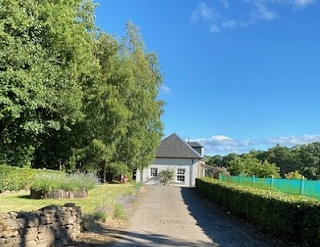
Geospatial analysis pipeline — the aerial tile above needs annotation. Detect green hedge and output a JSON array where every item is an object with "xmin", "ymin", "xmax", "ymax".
[
  {"xmin": 0, "ymin": 165, "xmax": 60, "ymax": 192},
  {"xmin": 196, "ymin": 177, "xmax": 320, "ymax": 246}
]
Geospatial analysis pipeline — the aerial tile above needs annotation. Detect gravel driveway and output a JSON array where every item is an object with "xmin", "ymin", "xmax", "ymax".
[{"xmin": 109, "ymin": 185, "xmax": 297, "ymax": 247}]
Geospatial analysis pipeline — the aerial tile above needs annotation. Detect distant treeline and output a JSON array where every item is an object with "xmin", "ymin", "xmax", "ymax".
[{"xmin": 207, "ymin": 142, "xmax": 320, "ymax": 180}]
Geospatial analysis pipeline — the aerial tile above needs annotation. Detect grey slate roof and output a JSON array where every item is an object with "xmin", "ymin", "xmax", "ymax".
[
  {"xmin": 156, "ymin": 133, "xmax": 203, "ymax": 159},
  {"xmin": 187, "ymin": 141, "xmax": 203, "ymax": 148}
]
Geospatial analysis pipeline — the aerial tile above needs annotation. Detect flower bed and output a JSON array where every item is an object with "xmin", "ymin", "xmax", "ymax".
[
  {"xmin": 30, "ymin": 188, "xmax": 88, "ymax": 199},
  {"xmin": 30, "ymin": 172, "xmax": 99, "ymax": 199}
]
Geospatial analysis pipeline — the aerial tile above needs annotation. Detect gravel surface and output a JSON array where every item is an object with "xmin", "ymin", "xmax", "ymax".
[{"xmin": 107, "ymin": 185, "xmax": 298, "ymax": 247}]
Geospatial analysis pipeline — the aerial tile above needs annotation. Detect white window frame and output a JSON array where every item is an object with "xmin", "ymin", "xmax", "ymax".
[
  {"xmin": 150, "ymin": 168, "xmax": 158, "ymax": 177},
  {"xmin": 177, "ymin": 169, "xmax": 185, "ymax": 182}
]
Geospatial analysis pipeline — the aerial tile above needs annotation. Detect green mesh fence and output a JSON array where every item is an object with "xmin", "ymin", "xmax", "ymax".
[{"xmin": 219, "ymin": 175, "xmax": 320, "ymax": 200}]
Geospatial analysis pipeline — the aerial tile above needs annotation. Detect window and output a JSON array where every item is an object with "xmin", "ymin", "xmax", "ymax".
[
  {"xmin": 177, "ymin": 169, "xmax": 185, "ymax": 182},
  {"xmin": 150, "ymin": 168, "xmax": 158, "ymax": 177}
]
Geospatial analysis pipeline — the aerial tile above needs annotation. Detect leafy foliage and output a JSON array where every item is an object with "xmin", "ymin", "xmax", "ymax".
[
  {"xmin": 0, "ymin": 0, "xmax": 97, "ymax": 167},
  {"xmin": 0, "ymin": 165, "xmax": 60, "ymax": 192},
  {"xmin": 0, "ymin": 165, "xmax": 35, "ymax": 192},
  {"xmin": 285, "ymin": 170, "xmax": 304, "ymax": 179},
  {"xmin": 227, "ymin": 155, "xmax": 280, "ymax": 178},
  {"xmin": 208, "ymin": 141, "xmax": 320, "ymax": 180},
  {"xmin": 196, "ymin": 177, "xmax": 320, "ymax": 246},
  {"xmin": 158, "ymin": 169, "xmax": 174, "ymax": 185},
  {"xmin": 30, "ymin": 172, "xmax": 99, "ymax": 192},
  {"xmin": 0, "ymin": 1, "xmax": 164, "ymax": 180},
  {"xmin": 206, "ymin": 166, "xmax": 230, "ymax": 179}
]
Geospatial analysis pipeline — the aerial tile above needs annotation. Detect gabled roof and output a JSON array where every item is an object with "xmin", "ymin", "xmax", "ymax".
[{"xmin": 156, "ymin": 133, "xmax": 203, "ymax": 159}]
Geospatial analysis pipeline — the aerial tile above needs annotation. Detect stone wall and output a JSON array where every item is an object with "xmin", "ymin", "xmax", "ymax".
[{"xmin": 0, "ymin": 203, "xmax": 82, "ymax": 247}]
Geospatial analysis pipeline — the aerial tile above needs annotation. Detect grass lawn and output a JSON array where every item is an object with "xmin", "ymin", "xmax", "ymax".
[{"xmin": 0, "ymin": 183, "xmax": 140, "ymax": 214}]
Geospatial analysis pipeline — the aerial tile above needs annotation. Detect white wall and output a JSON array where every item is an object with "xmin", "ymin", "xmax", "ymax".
[{"xmin": 136, "ymin": 158, "xmax": 201, "ymax": 187}]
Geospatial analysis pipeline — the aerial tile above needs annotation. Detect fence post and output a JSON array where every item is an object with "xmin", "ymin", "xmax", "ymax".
[
  {"xmin": 270, "ymin": 176, "xmax": 274, "ymax": 191},
  {"xmin": 299, "ymin": 176, "xmax": 305, "ymax": 196},
  {"xmin": 251, "ymin": 175, "xmax": 255, "ymax": 187}
]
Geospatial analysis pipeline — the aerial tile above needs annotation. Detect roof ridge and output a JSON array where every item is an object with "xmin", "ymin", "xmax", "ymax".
[
  {"xmin": 156, "ymin": 133, "xmax": 203, "ymax": 159},
  {"xmin": 174, "ymin": 134, "xmax": 203, "ymax": 158}
]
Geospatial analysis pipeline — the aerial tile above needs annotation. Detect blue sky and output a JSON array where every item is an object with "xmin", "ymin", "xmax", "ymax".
[{"xmin": 94, "ymin": 0, "xmax": 320, "ymax": 155}]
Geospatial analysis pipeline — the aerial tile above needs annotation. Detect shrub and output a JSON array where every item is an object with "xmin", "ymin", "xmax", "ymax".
[
  {"xmin": 0, "ymin": 165, "xmax": 57, "ymax": 192},
  {"xmin": 285, "ymin": 170, "xmax": 304, "ymax": 179},
  {"xmin": 30, "ymin": 172, "xmax": 100, "ymax": 193},
  {"xmin": 158, "ymin": 169, "xmax": 174, "ymax": 185},
  {"xmin": 82, "ymin": 203, "xmax": 110, "ymax": 230},
  {"xmin": 113, "ymin": 203, "xmax": 127, "ymax": 219},
  {"xmin": 92, "ymin": 207, "xmax": 109, "ymax": 222},
  {"xmin": 207, "ymin": 166, "xmax": 230, "ymax": 179}
]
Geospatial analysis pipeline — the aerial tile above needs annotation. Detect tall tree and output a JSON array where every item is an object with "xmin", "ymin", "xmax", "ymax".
[
  {"xmin": 1, "ymin": 2, "xmax": 164, "ymax": 177},
  {"xmin": 208, "ymin": 155, "xmax": 223, "ymax": 166},
  {"xmin": 78, "ymin": 33, "xmax": 133, "ymax": 181},
  {"xmin": 265, "ymin": 144, "xmax": 298, "ymax": 177},
  {"xmin": 0, "ymin": 0, "xmax": 98, "ymax": 167},
  {"xmin": 75, "ymin": 24, "xmax": 164, "ymax": 180},
  {"xmin": 228, "ymin": 155, "xmax": 280, "ymax": 178},
  {"xmin": 115, "ymin": 22, "xmax": 164, "ymax": 171},
  {"xmin": 293, "ymin": 143, "xmax": 320, "ymax": 179}
]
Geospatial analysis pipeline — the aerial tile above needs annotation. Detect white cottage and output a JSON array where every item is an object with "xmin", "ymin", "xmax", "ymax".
[{"xmin": 136, "ymin": 133, "xmax": 207, "ymax": 187}]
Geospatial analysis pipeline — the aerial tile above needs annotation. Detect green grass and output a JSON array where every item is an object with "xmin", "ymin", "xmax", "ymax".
[{"xmin": 0, "ymin": 183, "xmax": 140, "ymax": 214}]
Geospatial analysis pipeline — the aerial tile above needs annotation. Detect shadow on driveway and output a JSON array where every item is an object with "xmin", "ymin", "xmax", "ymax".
[
  {"xmin": 72, "ymin": 186, "xmax": 301, "ymax": 247},
  {"xmin": 108, "ymin": 229, "xmax": 216, "ymax": 247},
  {"xmin": 74, "ymin": 225, "xmax": 217, "ymax": 247},
  {"xmin": 180, "ymin": 187, "xmax": 299, "ymax": 247}
]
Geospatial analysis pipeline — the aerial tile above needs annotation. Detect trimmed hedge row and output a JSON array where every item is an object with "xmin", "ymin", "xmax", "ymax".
[
  {"xmin": 0, "ymin": 165, "xmax": 36, "ymax": 192},
  {"xmin": 0, "ymin": 165, "xmax": 60, "ymax": 192},
  {"xmin": 195, "ymin": 177, "xmax": 320, "ymax": 246}
]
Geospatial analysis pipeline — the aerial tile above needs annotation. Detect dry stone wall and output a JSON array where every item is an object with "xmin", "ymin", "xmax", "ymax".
[{"xmin": 0, "ymin": 203, "xmax": 82, "ymax": 247}]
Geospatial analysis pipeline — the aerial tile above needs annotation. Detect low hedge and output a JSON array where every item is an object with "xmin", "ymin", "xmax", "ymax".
[
  {"xmin": 0, "ymin": 165, "xmax": 60, "ymax": 192},
  {"xmin": 196, "ymin": 177, "xmax": 320, "ymax": 246},
  {"xmin": 0, "ymin": 165, "xmax": 36, "ymax": 192}
]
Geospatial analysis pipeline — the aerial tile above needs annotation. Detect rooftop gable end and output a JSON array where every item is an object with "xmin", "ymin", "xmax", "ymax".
[{"xmin": 156, "ymin": 133, "xmax": 203, "ymax": 159}]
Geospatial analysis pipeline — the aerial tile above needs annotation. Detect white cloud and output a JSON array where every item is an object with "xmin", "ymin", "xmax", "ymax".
[
  {"xmin": 191, "ymin": 2, "xmax": 223, "ymax": 33},
  {"xmin": 249, "ymin": 1, "xmax": 278, "ymax": 21},
  {"xmin": 259, "ymin": 134, "xmax": 320, "ymax": 146},
  {"xmin": 190, "ymin": 0, "xmax": 316, "ymax": 33},
  {"xmin": 191, "ymin": 2, "xmax": 216, "ymax": 22},
  {"xmin": 293, "ymin": 0, "xmax": 316, "ymax": 7},
  {"xmin": 209, "ymin": 24, "xmax": 221, "ymax": 33},
  {"xmin": 219, "ymin": 0, "xmax": 230, "ymax": 9},
  {"xmin": 212, "ymin": 135, "xmax": 232, "ymax": 141},
  {"xmin": 222, "ymin": 20, "xmax": 237, "ymax": 28},
  {"xmin": 191, "ymin": 134, "xmax": 320, "ymax": 155},
  {"xmin": 160, "ymin": 84, "xmax": 171, "ymax": 94}
]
